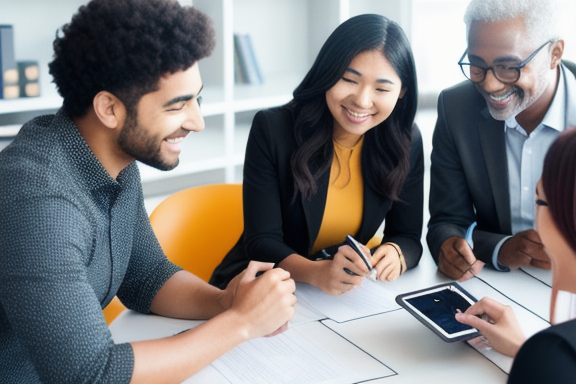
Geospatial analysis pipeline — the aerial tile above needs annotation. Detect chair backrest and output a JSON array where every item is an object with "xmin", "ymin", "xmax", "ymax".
[
  {"xmin": 149, "ymin": 183, "xmax": 244, "ymax": 282},
  {"xmin": 103, "ymin": 296, "xmax": 126, "ymax": 325}
]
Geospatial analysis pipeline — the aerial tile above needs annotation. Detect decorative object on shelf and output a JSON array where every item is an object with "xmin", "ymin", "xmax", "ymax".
[
  {"xmin": 17, "ymin": 61, "xmax": 40, "ymax": 98},
  {"xmin": 0, "ymin": 25, "xmax": 19, "ymax": 99},
  {"xmin": 233, "ymin": 33, "xmax": 263, "ymax": 85}
]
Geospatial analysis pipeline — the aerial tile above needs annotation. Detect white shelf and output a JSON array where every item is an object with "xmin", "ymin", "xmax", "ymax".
[
  {"xmin": 0, "ymin": 124, "xmax": 21, "ymax": 137},
  {"xmin": 0, "ymin": 94, "xmax": 62, "ymax": 114},
  {"xmin": 1, "ymin": 0, "xmax": 411, "ymax": 195}
]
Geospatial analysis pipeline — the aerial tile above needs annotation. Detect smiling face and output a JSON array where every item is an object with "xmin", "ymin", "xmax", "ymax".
[
  {"xmin": 325, "ymin": 50, "xmax": 406, "ymax": 147},
  {"xmin": 467, "ymin": 17, "xmax": 557, "ymax": 124},
  {"xmin": 118, "ymin": 63, "xmax": 204, "ymax": 171}
]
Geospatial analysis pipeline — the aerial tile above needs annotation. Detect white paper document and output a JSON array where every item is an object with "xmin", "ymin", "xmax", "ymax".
[
  {"xmin": 294, "ymin": 279, "xmax": 400, "ymax": 323},
  {"xmin": 112, "ymin": 311, "xmax": 395, "ymax": 384},
  {"xmin": 469, "ymin": 267, "xmax": 552, "ymax": 321},
  {"xmin": 211, "ymin": 321, "xmax": 395, "ymax": 384},
  {"xmin": 520, "ymin": 265, "xmax": 552, "ymax": 287}
]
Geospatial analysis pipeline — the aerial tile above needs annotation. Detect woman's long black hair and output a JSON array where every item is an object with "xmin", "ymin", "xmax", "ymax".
[{"xmin": 288, "ymin": 14, "xmax": 418, "ymax": 201}]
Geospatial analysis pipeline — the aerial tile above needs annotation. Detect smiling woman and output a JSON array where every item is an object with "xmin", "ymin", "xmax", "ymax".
[
  {"xmin": 210, "ymin": 13, "xmax": 424, "ymax": 295},
  {"xmin": 326, "ymin": 50, "xmax": 407, "ymax": 148}
]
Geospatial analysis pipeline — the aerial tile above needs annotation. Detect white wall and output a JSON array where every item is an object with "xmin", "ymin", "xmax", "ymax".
[{"xmin": 411, "ymin": 0, "xmax": 576, "ymax": 97}]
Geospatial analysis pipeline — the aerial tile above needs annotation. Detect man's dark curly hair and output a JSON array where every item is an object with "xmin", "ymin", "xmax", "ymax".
[{"xmin": 49, "ymin": 0, "xmax": 215, "ymax": 117}]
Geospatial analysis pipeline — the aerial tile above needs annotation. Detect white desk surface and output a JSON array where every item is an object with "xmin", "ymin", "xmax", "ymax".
[{"xmin": 109, "ymin": 251, "xmax": 552, "ymax": 384}]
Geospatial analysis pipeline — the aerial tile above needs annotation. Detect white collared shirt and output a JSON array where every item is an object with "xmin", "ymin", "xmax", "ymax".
[{"xmin": 492, "ymin": 67, "xmax": 567, "ymax": 269}]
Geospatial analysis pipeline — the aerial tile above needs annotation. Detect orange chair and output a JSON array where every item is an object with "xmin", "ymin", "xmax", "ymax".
[
  {"xmin": 103, "ymin": 296, "xmax": 126, "ymax": 325},
  {"xmin": 103, "ymin": 183, "xmax": 243, "ymax": 324},
  {"xmin": 103, "ymin": 183, "xmax": 381, "ymax": 323},
  {"xmin": 149, "ymin": 183, "xmax": 243, "ymax": 283}
]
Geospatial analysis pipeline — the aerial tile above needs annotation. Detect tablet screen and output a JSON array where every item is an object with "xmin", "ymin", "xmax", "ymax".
[{"xmin": 399, "ymin": 284, "xmax": 479, "ymax": 341}]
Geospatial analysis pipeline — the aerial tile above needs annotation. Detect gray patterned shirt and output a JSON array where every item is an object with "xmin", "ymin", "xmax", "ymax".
[{"xmin": 0, "ymin": 109, "xmax": 181, "ymax": 383}]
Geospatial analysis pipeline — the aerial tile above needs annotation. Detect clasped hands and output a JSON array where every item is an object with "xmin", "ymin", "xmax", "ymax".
[{"xmin": 225, "ymin": 261, "xmax": 297, "ymax": 338}]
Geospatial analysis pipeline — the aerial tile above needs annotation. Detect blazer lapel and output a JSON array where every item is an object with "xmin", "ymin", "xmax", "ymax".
[
  {"xmin": 357, "ymin": 183, "xmax": 389, "ymax": 240},
  {"xmin": 302, "ymin": 169, "xmax": 330, "ymax": 251},
  {"xmin": 477, "ymin": 110, "xmax": 512, "ymax": 233},
  {"xmin": 562, "ymin": 63, "xmax": 576, "ymax": 127}
]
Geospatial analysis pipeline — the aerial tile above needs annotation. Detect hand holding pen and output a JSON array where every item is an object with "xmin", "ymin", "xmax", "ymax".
[
  {"xmin": 346, "ymin": 235, "xmax": 408, "ymax": 282},
  {"xmin": 344, "ymin": 235, "xmax": 378, "ymax": 281},
  {"xmin": 313, "ymin": 239, "xmax": 370, "ymax": 295},
  {"xmin": 314, "ymin": 235, "xmax": 401, "ymax": 295},
  {"xmin": 438, "ymin": 236, "xmax": 484, "ymax": 281}
]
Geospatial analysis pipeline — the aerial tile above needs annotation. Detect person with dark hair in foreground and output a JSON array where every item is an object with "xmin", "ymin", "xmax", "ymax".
[
  {"xmin": 0, "ymin": 1, "xmax": 296, "ymax": 382},
  {"xmin": 456, "ymin": 127, "xmax": 576, "ymax": 383},
  {"xmin": 211, "ymin": 14, "xmax": 424, "ymax": 295}
]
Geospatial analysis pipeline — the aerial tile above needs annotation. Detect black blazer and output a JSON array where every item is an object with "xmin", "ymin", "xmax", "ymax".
[
  {"xmin": 427, "ymin": 62, "xmax": 576, "ymax": 267},
  {"xmin": 508, "ymin": 319, "xmax": 576, "ymax": 383},
  {"xmin": 210, "ymin": 106, "xmax": 424, "ymax": 288}
]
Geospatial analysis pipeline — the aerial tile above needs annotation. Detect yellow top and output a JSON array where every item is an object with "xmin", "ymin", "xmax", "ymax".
[{"xmin": 311, "ymin": 136, "xmax": 364, "ymax": 255}]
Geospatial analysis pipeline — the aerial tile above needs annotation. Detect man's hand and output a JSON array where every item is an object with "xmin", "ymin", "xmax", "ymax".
[
  {"xmin": 498, "ymin": 229, "xmax": 550, "ymax": 269},
  {"xmin": 230, "ymin": 261, "xmax": 296, "ymax": 340},
  {"xmin": 438, "ymin": 236, "xmax": 484, "ymax": 281}
]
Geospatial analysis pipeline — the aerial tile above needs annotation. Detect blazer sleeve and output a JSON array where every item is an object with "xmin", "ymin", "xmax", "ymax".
[
  {"xmin": 427, "ymin": 89, "xmax": 475, "ymax": 264},
  {"xmin": 242, "ymin": 109, "xmax": 300, "ymax": 264},
  {"xmin": 427, "ymin": 84, "xmax": 513, "ymax": 268},
  {"xmin": 380, "ymin": 123, "xmax": 424, "ymax": 269},
  {"xmin": 508, "ymin": 325, "xmax": 576, "ymax": 384}
]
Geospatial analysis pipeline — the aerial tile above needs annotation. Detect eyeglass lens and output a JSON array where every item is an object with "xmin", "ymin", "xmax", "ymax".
[{"xmin": 462, "ymin": 64, "xmax": 519, "ymax": 83}]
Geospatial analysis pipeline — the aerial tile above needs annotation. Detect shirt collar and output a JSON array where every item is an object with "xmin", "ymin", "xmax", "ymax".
[{"xmin": 55, "ymin": 109, "xmax": 137, "ymax": 192}]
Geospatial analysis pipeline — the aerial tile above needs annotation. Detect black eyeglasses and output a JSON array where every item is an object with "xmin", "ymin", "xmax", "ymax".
[
  {"xmin": 535, "ymin": 198, "xmax": 549, "ymax": 207},
  {"xmin": 458, "ymin": 41, "xmax": 551, "ymax": 84}
]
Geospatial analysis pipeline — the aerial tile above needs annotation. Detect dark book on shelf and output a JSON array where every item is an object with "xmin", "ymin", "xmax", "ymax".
[
  {"xmin": 233, "ymin": 36, "xmax": 248, "ymax": 84},
  {"xmin": 18, "ymin": 61, "xmax": 40, "ymax": 97},
  {"xmin": 233, "ymin": 33, "xmax": 264, "ymax": 85},
  {"xmin": 0, "ymin": 24, "xmax": 19, "ymax": 99}
]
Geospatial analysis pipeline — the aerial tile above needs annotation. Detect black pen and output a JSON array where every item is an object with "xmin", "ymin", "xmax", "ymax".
[{"xmin": 345, "ymin": 235, "xmax": 378, "ymax": 281}]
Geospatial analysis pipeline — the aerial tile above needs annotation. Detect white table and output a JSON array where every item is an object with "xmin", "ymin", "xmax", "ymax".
[{"xmin": 109, "ymin": 252, "xmax": 552, "ymax": 384}]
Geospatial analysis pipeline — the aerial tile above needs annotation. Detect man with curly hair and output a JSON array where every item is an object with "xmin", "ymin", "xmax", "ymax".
[{"xmin": 0, "ymin": 0, "xmax": 296, "ymax": 382}]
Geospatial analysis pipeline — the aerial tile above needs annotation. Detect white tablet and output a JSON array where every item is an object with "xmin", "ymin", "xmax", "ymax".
[{"xmin": 396, "ymin": 282, "xmax": 481, "ymax": 342}]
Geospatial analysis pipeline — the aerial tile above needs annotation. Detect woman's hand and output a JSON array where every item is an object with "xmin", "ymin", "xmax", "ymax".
[
  {"xmin": 313, "ymin": 245, "xmax": 368, "ymax": 295},
  {"xmin": 371, "ymin": 243, "xmax": 405, "ymax": 282},
  {"xmin": 455, "ymin": 297, "xmax": 526, "ymax": 357}
]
